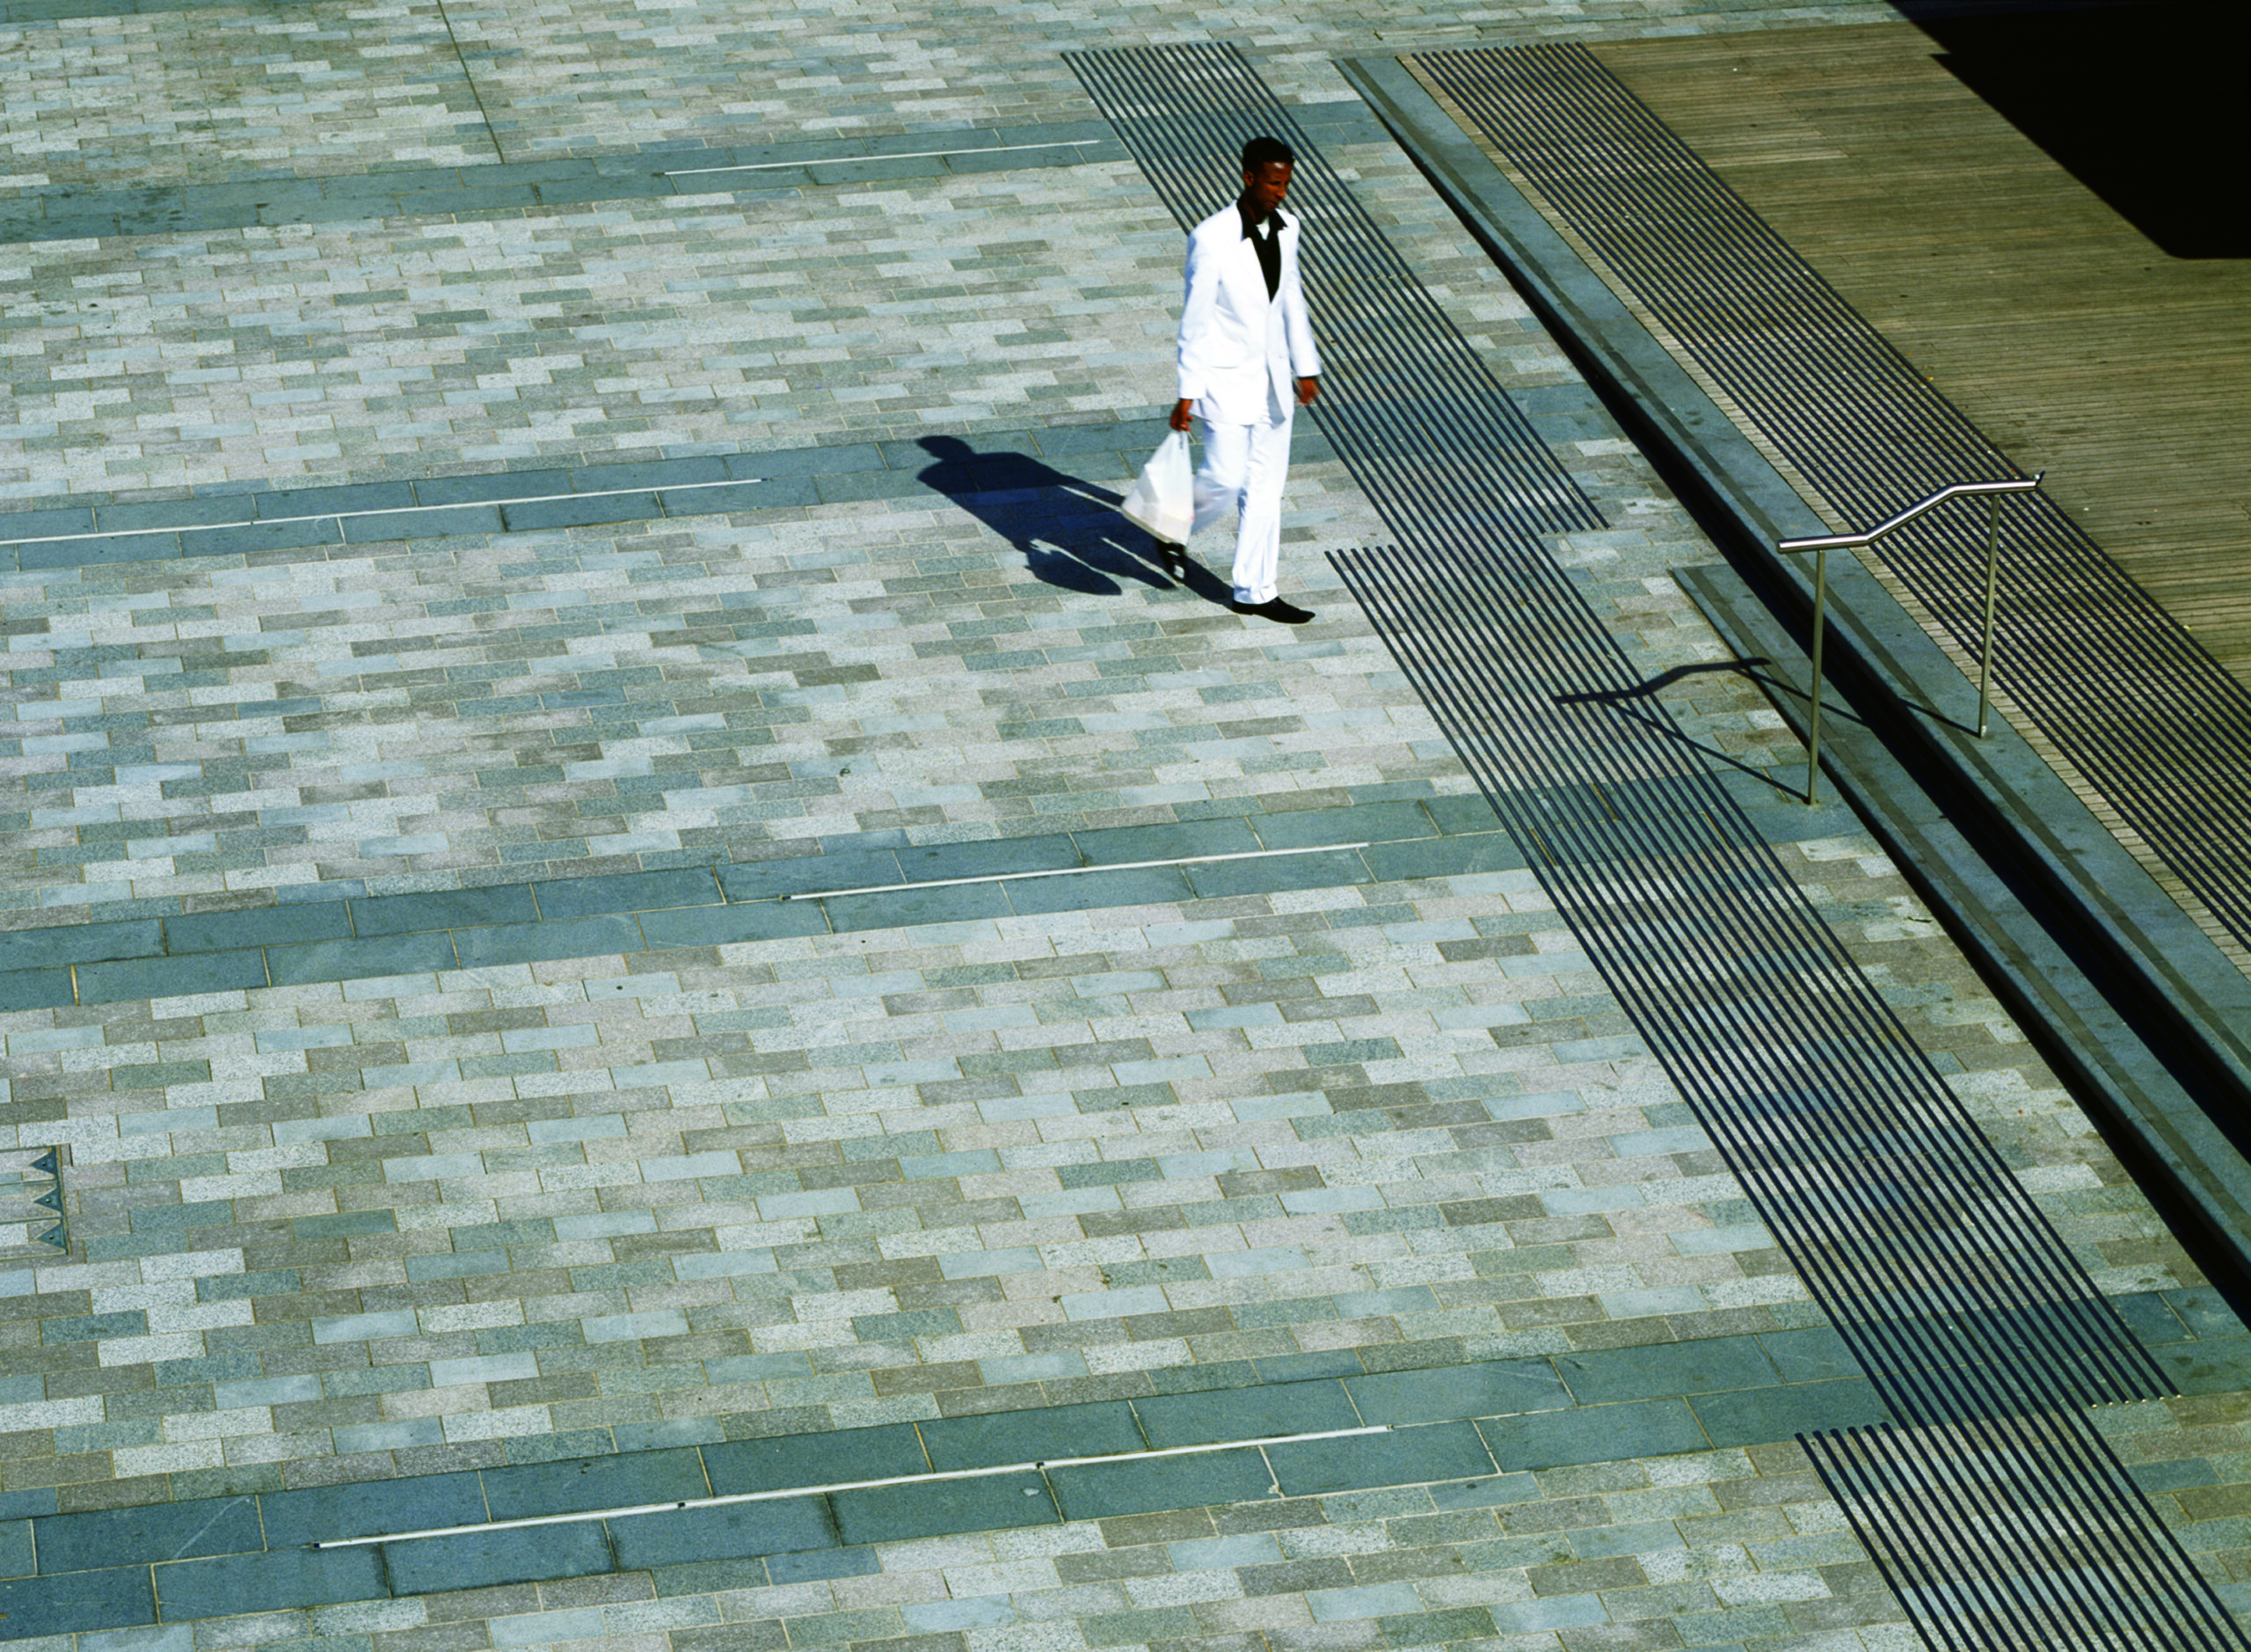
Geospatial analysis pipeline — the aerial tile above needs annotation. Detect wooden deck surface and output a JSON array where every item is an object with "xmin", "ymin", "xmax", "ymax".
[{"xmin": 1594, "ymin": 22, "xmax": 2251, "ymax": 686}]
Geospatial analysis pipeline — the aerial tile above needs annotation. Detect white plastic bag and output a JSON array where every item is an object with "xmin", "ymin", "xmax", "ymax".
[{"xmin": 1119, "ymin": 431, "xmax": 1193, "ymax": 544}]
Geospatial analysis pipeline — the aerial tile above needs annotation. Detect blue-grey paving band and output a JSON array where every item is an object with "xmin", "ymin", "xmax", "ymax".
[
  {"xmin": 5, "ymin": 1297, "xmax": 2241, "ymax": 1641},
  {"xmin": 0, "ymin": 105, "xmax": 1389, "ymax": 247},
  {"xmin": 0, "ymin": 790, "xmax": 1503, "ymax": 1011},
  {"xmin": 1805, "ymin": 1411, "xmax": 2251, "ymax": 1652},
  {"xmin": 0, "ymin": 122, "xmax": 1129, "ymax": 246},
  {"xmin": 0, "ymin": 413, "xmax": 1296, "ymax": 574},
  {"xmin": 1070, "ymin": 35, "xmax": 2161, "ymax": 1437},
  {"xmin": 1409, "ymin": 43, "xmax": 2251, "ymax": 968}
]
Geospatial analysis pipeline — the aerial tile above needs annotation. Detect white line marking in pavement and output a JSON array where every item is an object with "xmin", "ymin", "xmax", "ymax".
[
  {"xmin": 665, "ymin": 140, "xmax": 1092, "ymax": 178},
  {"xmin": 313, "ymin": 1424, "xmax": 1391, "ymax": 1547},
  {"xmin": 780, "ymin": 841, "xmax": 1376, "ymax": 900}
]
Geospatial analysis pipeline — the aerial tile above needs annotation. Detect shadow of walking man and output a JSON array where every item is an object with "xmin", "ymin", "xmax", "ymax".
[{"xmin": 914, "ymin": 435, "xmax": 1230, "ymax": 604}]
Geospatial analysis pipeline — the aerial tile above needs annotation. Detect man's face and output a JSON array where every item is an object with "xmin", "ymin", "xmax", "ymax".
[{"xmin": 1242, "ymin": 161, "xmax": 1293, "ymax": 216}]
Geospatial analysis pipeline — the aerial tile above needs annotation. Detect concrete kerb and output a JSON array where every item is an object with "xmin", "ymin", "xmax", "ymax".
[{"xmin": 1336, "ymin": 53, "xmax": 2251, "ymax": 1297}]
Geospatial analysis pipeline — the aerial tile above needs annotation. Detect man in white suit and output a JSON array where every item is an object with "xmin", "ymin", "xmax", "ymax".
[{"xmin": 1170, "ymin": 135, "xmax": 1322, "ymax": 623}]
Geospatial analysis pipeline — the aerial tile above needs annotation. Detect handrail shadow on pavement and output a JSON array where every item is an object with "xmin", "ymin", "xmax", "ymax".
[{"xmin": 1554, "ymin": 659, "xmax": 1821, "ymax": 797}]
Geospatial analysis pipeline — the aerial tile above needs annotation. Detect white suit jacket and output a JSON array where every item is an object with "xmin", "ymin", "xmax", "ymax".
[{"xmin": 1176, "ymin": 201, "xmax": 1322, "ymax": 426}]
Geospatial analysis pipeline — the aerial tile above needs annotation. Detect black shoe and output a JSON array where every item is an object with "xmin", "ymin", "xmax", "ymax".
[
  {"xmin": 1158, "ymin": 542, "xmax": 1188, "ymax": 579},
  {"xmin": 1228, "ymin": 596, "xmax": 1315, "ymax": 624}
]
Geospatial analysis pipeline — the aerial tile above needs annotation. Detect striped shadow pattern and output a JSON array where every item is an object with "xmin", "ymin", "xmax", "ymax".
[
  {"xmin": 1065, "ymin": 39, "xmax": 2230, "ymax": 1647},
  {"xmin": 1063, "ymin": 32, "xmax": 2161, "ymax": 1431},
  {"xmin": 1335, "ymin": 539, "xmax": 2167, "ymax": 1428},
  {"xmin": 1403, "ymin": 41, "xmax": 2251, "ymax": 972},
  {"xmin": 1804, "ymin": 1412, "xmax": 2251, "ymax": 1651},
  {"xmin": 1067, "ymin": 42, "xmax": 1604, "ymax": 545}
]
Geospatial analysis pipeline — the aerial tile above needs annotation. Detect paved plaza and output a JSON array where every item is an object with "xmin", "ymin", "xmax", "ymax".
[{"xmin": 2, "ymin": 2, "xmax": 2247, "ymax": 1650}]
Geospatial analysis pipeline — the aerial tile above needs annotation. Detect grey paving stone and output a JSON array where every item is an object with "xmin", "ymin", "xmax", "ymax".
[
  {"xmin": 1047, "ymin": 1448, "xmax": 1275, "ymax": 1521},
  {"xmin": 482, "ymin": 1446, "xmax": 709, "ymax": 1520},
  {"xmin": 77, "ymin": 948, "xmax": 266, "ymax": 1004},
  {"xmin": 1184, "ymin": 848, "xmax": 1366, "ymax": 899},
  {"xmin": 34, "ymin": 1496, "xmax": 261, "ymax": 1574},
  {"xmin": 704, "ymin": 1425, "xmax": 928, "ymax": 1496},
  {"xmin": 639, "ymin": 901, "xmax": 831, "ymax": 948},
  {"xmin": 98, "ymin": 498, "xmax": 251, "ymax": 531},
  {"xmin": 662, "ymin": 477, "xmax": 820, "ymax": 513},
  {"xmin": 2168, "ymin": 1287, "xmax": 2248, "ymax": 1340},
  {"xmin": 1004, "ymin": 866, "xmax": 1194, "ymax": 914},
  {"xmin": 896, "ymin": 834, "xmax": 1082, "ymax": 881},
  {"xmin": 178, "ymin": 518, "xmax": 346, "ymax": 559},
  {"xmin": 828, "ymin": 1471, "xmax": 1056, "ymax": 1546},
  {"xmin": 1478, "ymin": 1399, "xmax": 1709, "ymax": 1471},
  {"xmin": 164, "ymin": 903, "xmax": 353, "ymax": 955},
  {"xmin": 825, "ymin": 882, "xmax": 1013, "ymax": 931},
  {"xmin": 606, "ymin": 1497, "xmax": 834, "ymax": 1570},
  {"xmin": 1344, "ymin": 1359, "xmax": 1570, "ymax": 1425},
  {"xmin": 500, "ymin": 492, "xmax": 662, "ymax": 531},
  {"xmin": 1758, "ymin": 1326, "xmax": 1860, "ymax": 1384},
  {"xmin": 18, "ymin": 530, "xmax": 179, "ymax": 568},
  {"xmin": 726, "ymin": 443, "xmax": 885, "ymax": 479},
  {"xmin": 1359, "ymin": 833, "xmax": 1527, "ymax": 881},
  {"xmin": 575, "ymin": 457, "xmax": 730, "ymax": 491},
  {"xmin": 381, "ymin": 1520, "xmax": 616, "ymax": 1596},
  {"xmin": 342, "ymin": 506, "xmax": 505, "ymax": 542},
  {"xmin": 1252, "ymin": 800, "xmax": 1436, "ymax": 849},
  {"xmin": 0, "ymin": 1566, "xmax": 155, "ymax": 1639},
  {"xmin": 0, "ymin": 968, "xmax": 77, "ymax": 1012},
  {"xmin": 0, "ymin": 920, "xmax": 161, "ymax": 969},
  {"xmin": 259, "ymin": 1472, "xmax": 490, "ymax": 1544},
  {"xmin": 450, "ymin": 918, "xmax": 644, "ymax": 972},
  {"xmin": 153, "ymin": 1544, "xmax": 389, "ymax": 1620},
  {"xmin": 1072, "ymin": 819, "xmax": 1262, "ymax": 863},
  {"xmin": 266, "ymin": 929, "xmax": 462, "ymax": 986},
  {"xmin": 533, "ymin": 868, "xmax": 721, "ymax": 917},
  {"xmin": 1689, "ymin": 1380, "xmax": 1888, "ymax": 1445},
  {"xmin": 414, "ymin": 469, "xmax": 579, "ymax": 506},
  {"xmin": 352, "ymin": 884, "xmax": 541, "ymax": 935},
  {"xmin": 2156, "ymin": 1337, "xmax": 2251, "ymax": 1395},
  {"xmin": 1555, "ymin": 1337, "xmax": 1781, "ymax": 1405},
  {"xmin": 1133, "ymin": 1380, "xmax": 1361, "ymax": 1447},
  {"xmin": 1264, "ymin": 1421, "xmax": 1496, "ymax": 1496},
  {"xmin": 256, "ymin": 483, "xmax": 417, "ymax": 519},
  {"xmin": 918, "ymin": 1401, "xmax": 1142, "ymax": 1470},
  {"xmin": 718, "ymin": 850, "xmax": 902, "ymax": 901}
]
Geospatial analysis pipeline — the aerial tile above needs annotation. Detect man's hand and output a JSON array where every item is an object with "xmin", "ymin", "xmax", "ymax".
[
  {"xmin": 1170, "ymin": 398, "xmax": 1196, "ymax": 433},
  {"xmin": 1296, "ymin": 376, "xmax": 1320, "ymax": 406}
]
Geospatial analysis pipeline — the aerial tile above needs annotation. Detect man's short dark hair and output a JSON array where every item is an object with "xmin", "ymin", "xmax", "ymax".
[{"xmin": 1241, "ymin": 136, "xmax": 1295, "ymax": 172}]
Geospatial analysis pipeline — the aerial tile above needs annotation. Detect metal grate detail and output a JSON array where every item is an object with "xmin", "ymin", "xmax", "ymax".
[
  {"xmin": 1067, "ymin": 42, "xmax": 2232, "ymax": 1645},
  {"xmin": 1067, "ymin": 33, "xmax": 2162, "ymax": 1430},
  {"xmin": 1405, "ymin": 41, "xmax": 2251, "ymax": 966},
  {"xmin": 1334, "ymin": 539, "xmax": 2168, "ymax": 1426},
  {"xmin": 1805, "ymin": 1414, "xmax": 2251, "ymax": 1651}
]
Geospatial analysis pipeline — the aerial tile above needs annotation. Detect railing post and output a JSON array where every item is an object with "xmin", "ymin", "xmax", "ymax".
[
  {"xmin": 1978, "ymin": 493, "xmax": 2001, "ymax": 738},
  {"xmin": 1806, "ymin": 544, "xmax": 1827, "ymax": 804},
  {"xmin": 1774, "ymin": 474, "xmax": 2038, "ymax": 803}
]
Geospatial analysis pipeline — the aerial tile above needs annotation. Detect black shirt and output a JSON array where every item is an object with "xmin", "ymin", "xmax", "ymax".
[{"xmin": 1237, "ymin": 198, "xmax": 1282, "ymax": 301}]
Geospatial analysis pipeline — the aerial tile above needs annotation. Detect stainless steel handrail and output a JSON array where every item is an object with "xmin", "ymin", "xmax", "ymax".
[{"xmin": 1775, "ymin": 474, "xmax": 2043, "ymax": 803}]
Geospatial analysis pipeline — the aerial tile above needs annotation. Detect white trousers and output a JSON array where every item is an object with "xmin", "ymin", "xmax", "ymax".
[{"xmin": 1191, "ymin": 399, "xmax": 1294, "ymax": 606}]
